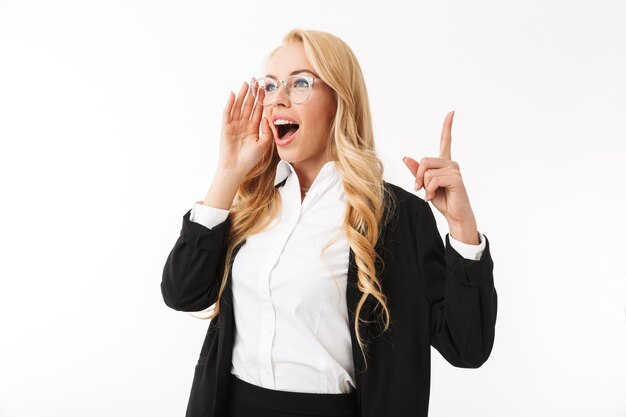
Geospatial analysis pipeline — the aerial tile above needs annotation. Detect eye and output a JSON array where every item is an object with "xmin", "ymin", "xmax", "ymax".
[
  {"xmin": 292, "ymin": 77, "xmax": 310, "ymax": 89},
  {"xmin": 262, "ymin": 79, "xmax": 278, "ymax": 92}
]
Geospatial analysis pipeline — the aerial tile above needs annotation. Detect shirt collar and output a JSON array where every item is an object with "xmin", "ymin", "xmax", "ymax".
[{"xmin": 274, "ymin": 159, "xmax": 339, "ymax": 186}]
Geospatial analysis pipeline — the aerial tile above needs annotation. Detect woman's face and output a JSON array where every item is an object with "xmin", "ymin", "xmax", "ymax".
[{"xmin": 263, "ymin": 42, "xmax": 337, "ymax": 169}]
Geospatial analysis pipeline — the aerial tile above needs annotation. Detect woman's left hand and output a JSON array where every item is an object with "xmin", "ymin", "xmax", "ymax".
[{"xmin": 403, "ymin": 111, "xmax": 480, "ymax": 245}]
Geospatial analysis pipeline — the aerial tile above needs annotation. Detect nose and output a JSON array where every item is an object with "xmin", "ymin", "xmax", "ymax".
[{"xmin": 270, "ymin": 82, "xmax": 291, "ymax": 108}]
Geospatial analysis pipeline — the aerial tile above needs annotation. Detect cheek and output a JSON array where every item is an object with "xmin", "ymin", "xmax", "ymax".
[{"xmin": 304, "ymin": 104, "xmax": 335, "ymax": 131}]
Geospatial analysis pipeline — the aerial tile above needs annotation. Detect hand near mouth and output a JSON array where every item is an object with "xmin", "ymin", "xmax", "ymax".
[{"xmin": 217, "ymin": 79, "xmax": 275, "ymax": 179}]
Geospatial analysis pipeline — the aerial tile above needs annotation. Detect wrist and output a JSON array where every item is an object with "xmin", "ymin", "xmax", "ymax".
[{"xmin": 448, "ymin": 220, "xmax": 479, "ymax": 245}]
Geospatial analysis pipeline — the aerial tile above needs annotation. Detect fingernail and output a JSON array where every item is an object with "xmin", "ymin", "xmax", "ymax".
[
  {"xmin": 403, "ymin": 156, "xmax": 407, "ymax": 162},
  {"xmin": 414, "ymin": 182, "xmax": 418, "ymax": 192}
]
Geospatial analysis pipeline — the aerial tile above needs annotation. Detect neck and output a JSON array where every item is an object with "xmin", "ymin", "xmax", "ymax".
[{"xmin": 292, "ymin": 159, "xmax": 329, "ymax": 191}]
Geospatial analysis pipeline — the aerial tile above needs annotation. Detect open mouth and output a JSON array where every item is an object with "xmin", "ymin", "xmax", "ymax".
[{"xmin": 276, "ymin": 123, "xmax": 300, "ymax": 139}]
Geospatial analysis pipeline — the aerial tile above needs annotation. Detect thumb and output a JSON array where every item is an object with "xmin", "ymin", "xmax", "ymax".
[
  {"xmin": 260, "ymin": 117, "xmax": 274, "ymax": 144},
  {"xmin": 403, "ymin": 156, "xmax": 419, "ymax": 176}
]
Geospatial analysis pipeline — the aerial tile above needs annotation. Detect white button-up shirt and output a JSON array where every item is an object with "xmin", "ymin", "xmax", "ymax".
[{"xmin": 188, "ymin": 159, "xmax": 486, "ymax": 394}]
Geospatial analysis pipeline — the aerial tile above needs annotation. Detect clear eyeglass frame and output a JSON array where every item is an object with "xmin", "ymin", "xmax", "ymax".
[{"xmin": 251, "ymin": 75, "xmax": 320, "ymax": 106}]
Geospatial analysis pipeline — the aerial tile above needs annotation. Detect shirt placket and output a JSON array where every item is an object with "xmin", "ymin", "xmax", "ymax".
[{"xmin": 255, "ymin": 170, "xmax": 303, "ymax": 388}]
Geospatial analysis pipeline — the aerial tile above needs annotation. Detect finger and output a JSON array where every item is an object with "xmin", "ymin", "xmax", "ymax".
[
  {"xmin": 439, "ymin": 111, "xmax": 454, "ymax": 160},
  {"xmin": 230, "ymin": 82, "xmax": 249, "ymax": 121},
  {"xmin": 423, "ymin": 167, "xmax": 451, "ymax": 189},
  {"xmin": 241, "ymin": 78, "xmax": 257, "ymax": 121},
  {"xmin": 222, "ymin": 91, "xmax": 235, "ymax": 124},
  {"xmin": 259, "ymin": 117, "xmax": 274, "ymax": 145},
  {"xmin": 422, "ymin": 167, "xmax": 444, "ymax": 195},
  {"xmin": 415, "ymin": 157, "xmax": 449, "ymax": 190},
  {"xmin": 402, "ymin": 156, "xmax": 419, "ymax": 177},
  {"xmin": 424, "ymin": 173, "xmax": 454, "ymax": 201},
  {"xmin": 250, "ymin": 87, "xmax": 265, "ymax": 126}
]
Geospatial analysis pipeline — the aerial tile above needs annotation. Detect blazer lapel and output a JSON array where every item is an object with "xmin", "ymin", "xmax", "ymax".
[
  {"xmin": 345, "ymin": 188, "xmax": 394, "ymax": 376},
  {"xmin": 216, "ymin": 240, "xmax": 245, "ymax": 378},
  {"xmin": 346, "ymin": 246, "xmax": 376, "ymax": 376}
]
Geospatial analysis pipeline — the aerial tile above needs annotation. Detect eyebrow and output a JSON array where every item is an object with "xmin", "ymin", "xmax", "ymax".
[{"xmin": 264, "ymin": 69, "xmax": 318, "ymax": 79}]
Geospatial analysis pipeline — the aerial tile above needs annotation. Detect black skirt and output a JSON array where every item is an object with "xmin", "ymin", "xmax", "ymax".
[{"xmin": 226, "ymin": 373, "xmax": 359, "ymax": 417}]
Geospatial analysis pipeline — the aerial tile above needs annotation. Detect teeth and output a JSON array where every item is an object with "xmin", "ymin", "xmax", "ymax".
[{"xmin": 274, "ymin": 119, "xmax": 297, "ymax": 125}]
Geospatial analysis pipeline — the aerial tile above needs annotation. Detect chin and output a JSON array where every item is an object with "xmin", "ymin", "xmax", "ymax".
[{"xmin": 276, "ymin": 151, "xmax": 297, "ymax": 162}]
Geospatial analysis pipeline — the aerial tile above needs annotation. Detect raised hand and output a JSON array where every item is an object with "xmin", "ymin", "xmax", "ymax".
[
  {"xmin": 218, "ymin": 79, "xmax": 274, "ymax": 178},
  {"xmin": 402, "ymin": 111, "xmax": 480, "ymax": 244}
]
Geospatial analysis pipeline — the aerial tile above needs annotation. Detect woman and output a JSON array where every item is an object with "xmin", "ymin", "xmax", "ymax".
[{"xmin": 161, "ymin": 28, "xmax": 497, "ymax": 417}]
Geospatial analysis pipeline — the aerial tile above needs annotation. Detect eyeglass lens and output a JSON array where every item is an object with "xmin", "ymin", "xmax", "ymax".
[{"xmin": 252, "ymin": 76, "xmax": 312, "ymax": 105}]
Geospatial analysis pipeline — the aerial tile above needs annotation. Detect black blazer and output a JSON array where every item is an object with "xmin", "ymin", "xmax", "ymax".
[{"xmin": 161, "ymin": 181, "xmax": 497, "ymax": 417}]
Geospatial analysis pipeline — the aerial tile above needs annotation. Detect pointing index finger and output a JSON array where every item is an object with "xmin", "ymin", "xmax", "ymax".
[{"xmin": 439, "ymin": 110, "xmax": 454, "ymax": 160}]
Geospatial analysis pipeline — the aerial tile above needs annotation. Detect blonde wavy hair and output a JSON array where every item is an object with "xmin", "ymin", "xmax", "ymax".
[{"xmin": 202, "ymin": 29, "xmax": 396, "ymax": 371}]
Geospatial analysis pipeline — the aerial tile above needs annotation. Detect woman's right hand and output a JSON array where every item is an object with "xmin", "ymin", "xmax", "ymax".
[{"xmin": 217, "ymin": 79, "xmax": 274, "ymax": 178}]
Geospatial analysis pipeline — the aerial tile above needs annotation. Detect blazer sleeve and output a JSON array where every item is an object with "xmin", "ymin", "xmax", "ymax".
[
  {"xmin": 161, "ymin": 208, "xmax": 231, "ymax": 312},
  {"xmin": 415, "ymin": 199, "xmax": 498, "ymax": 368}
]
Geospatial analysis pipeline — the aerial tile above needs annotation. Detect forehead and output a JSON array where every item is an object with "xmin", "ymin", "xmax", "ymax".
[{"xmin": 265, "ymin": 42, "xmax": 316, "ymax": 78}]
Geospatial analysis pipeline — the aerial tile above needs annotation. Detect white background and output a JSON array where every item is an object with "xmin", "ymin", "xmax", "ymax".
[{"xmin": 1, "ymin": 0, "xmax": 625, "ymax": 416}]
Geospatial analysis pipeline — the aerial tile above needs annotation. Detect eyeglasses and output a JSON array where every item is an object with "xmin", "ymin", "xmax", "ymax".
[{"xmin": 251, "ymin": 75, "xmax": 320, "ymax": 106}]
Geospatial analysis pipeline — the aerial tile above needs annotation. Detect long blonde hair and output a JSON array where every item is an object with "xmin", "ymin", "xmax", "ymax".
[{"xmin": 203, "ymin": 29, "xmax": 395, "ymax": 371}]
